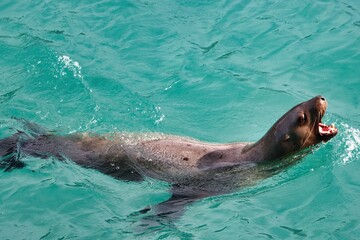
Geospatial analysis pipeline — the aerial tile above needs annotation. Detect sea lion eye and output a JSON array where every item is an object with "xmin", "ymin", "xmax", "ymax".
[
  {"xmin": 283, "ymin": 134, "xmax": 290, "ymax": 142},
  {"xmin": 297, "ymin": 114, "xmax": 306, "ymax": 125}
]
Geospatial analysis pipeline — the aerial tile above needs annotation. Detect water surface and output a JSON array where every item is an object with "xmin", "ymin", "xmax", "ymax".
[{"xmin": 0, "ymin": 0, "xmax": 359, "ymax": 239}]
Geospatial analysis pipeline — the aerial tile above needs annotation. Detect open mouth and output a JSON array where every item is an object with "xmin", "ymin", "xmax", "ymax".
[
  {"xmin": 318, "ymin": 121, "xmax": 338, "ymax": 140},
  {"xmin": 319, "ymin": 123, "xmax": 337, "ymax": 135}
]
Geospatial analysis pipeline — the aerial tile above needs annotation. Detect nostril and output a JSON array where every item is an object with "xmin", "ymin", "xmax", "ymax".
[{"xmin": 320, "ymin": 96, "xmax": 326, "ymax": 101}]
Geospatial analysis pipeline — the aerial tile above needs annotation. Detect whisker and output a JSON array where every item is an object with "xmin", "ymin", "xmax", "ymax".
[{"xmin": 301, "ymin": 115, "xmax": 318, "ymax": 148}]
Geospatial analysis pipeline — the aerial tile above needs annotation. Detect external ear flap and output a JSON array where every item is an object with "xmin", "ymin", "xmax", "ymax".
[{"xmin": 283, "ymin": 134, "xmax": 290, "ymax": 142}]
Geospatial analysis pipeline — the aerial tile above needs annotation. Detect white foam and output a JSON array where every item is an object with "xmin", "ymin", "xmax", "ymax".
[
  {"xmin": 57, "ymin": 55, "xmax": 83, "ymax": 79},
  {"xmin": 339, "ymin": 123, "xmax": 360, "ymax": 164}
]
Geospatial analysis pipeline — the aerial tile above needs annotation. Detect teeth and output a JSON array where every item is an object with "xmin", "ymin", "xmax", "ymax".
[{"xmin": 331, "ymin": 123, "xmax": 335, "ymax": 128}]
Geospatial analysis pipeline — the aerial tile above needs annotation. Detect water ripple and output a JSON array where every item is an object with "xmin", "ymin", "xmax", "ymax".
[{"xmin": 0, "ymin": 87, "xmax": 21, "ymax": 104}]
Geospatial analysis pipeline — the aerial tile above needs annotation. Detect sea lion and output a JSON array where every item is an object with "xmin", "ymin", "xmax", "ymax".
[{"xmin": 0, "ymin": 95, "xmax": 337, "ymax": 220}]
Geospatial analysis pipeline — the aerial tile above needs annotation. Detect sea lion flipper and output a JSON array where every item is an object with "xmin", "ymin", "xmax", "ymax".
[
  {"xmin": 138, "ymin": 185, "xmax": 208, "ymax": 224},
  {"xmin": 151, "ymin": 193, "xmax": 198, "ymax": 220},
  {"xmin": 0, "ymin": 154, "xmax": 26, "ymax": 172},
  {"xmin": 133, "ymin": 192, "xmax": 198, "ymax": 231},
  {"xmin": 0, "ymin": 133, "xmax": 25, "ymax": 172},
  {"xmin": 137, "ymin": 194, "xmax": 196, "ymax": 220}
]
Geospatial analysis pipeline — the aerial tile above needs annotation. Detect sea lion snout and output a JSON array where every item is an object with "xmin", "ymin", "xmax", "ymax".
[
  {"xmin": 309, "ymin": 95, "xmax": 328, "ymax": 119},
  {"xmin": 319, "ymin": 96, "xmax": 326, "ymax": 101},
  {"xmin": 307, "ymin": 95, "xmax": 337, "ymax": 142},
  {"xmin": 318, "ymin": 96, "xmax": 327, "ymax": 109},
  {"xmin": 314, "ymin": 95, "xmax": 327, "ymax": 108}
]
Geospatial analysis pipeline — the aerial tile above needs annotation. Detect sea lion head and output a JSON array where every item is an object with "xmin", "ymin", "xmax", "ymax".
[{"xmin": 264, "ymin": 95, "xmax": 338, "ymax": 160}]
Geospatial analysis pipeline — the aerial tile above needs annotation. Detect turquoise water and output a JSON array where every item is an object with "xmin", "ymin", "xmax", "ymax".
[{"xmin": 0, "ymin": 0, "xmax": 359, "ymax": 239}]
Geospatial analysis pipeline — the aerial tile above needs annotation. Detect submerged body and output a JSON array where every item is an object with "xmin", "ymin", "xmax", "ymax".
[
  {"xmin": 0, "ymin": 96, "xmax": 338, "ymax": 218},
  {"xmin": 14, "ymin": 133, "xmax": 259, "ymax": 190}
]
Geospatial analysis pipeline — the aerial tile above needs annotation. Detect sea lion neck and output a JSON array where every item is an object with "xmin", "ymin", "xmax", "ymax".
[{"xmin": 240, "ymin": 133, "xmax": 279, "ymax": 163}]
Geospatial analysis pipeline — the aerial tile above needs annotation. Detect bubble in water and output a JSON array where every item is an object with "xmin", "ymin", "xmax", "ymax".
[{"xmin": 154, "ymin": 106, "xmax": 165, "ymax": 124}]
